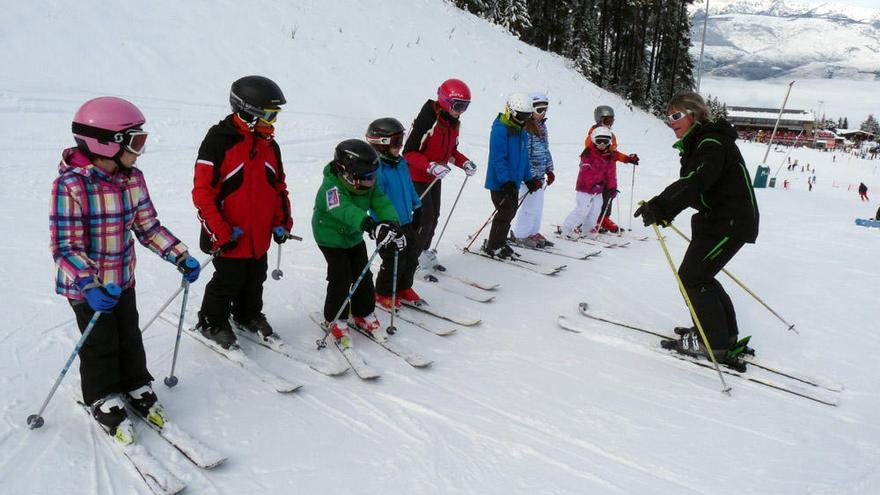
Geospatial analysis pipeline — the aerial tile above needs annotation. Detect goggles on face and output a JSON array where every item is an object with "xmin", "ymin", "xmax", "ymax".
[
  {"xmin": 255, "ymin": 107, "xmax": 281, "ymax": 125},
  {"xmin": 533, "ymin": 104, "xmax": 548, "ymax": 115},
  {"xmin": 367, "ymin": 133, "xmax": 405, "ymax": 148},
  {"xmin": 511, "ymin": 110, "xmax": 533, "ymax": 123},
  {"xmin": 445, "ymin": 98, "xmax": 470, "ymax": 113},
  {"xmin": 72, "ymin": 123, "xmax": 149, "ymax": 156},
  {"xmin": 593, "ymin": 137, "xmax": 612, "ymax": 147},
  {"xmin": 666, "ymin": 110, "xmax": 691, "ymax": 124},
  {"xmin": 120, "ymin": 129, "xmax": 149, "ymax": 155}
]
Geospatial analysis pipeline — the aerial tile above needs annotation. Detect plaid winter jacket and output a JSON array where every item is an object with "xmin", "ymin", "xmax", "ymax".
[
  {"xmin": 526, "ymin": 118, "xmax": 554, "ymax": 177},
  {"xmin": 50, "ymin": 148, "xmax": 188, "ymax": 299}
]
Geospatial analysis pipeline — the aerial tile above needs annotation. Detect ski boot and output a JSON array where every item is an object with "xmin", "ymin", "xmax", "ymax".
[
  {"xmin": 376, "ymin": 292, "xmax": 401, "ymax": 310},
  {"xmin": 600, "ymin": 216, "xmax": 620, "ymax": 234},
  {"xmin": 234, "ymin": 313, "xmax": 279, "ymax": 344},
  {"xmin": 398, "ymin": 288, "xmax": 424, "ymax": 306},
  {"xmin": 327, "ymin": 319, "xmax": 351, "ymax": 349},
  {"xmin": 418, "ymin": 249, "xmax": 446, "ymax": 272},
  {"xmin": 510, "ymin": 231, "xmax": 541, "ymax": 249},
  {"xmin": 125, "ymin": 384, "xmax": 166, "ymax": 429},
  {"xmin": 481, "ymin": 239, "xmax": 517, "ymax": 260},
  {"xmin": 91, "ymin": 395, "xmax": 135, "ymax": 446},
  {"xmin": 196, "ymin": 312, "xmax": 237, "ymax": 350},
  {"xmin": 534, "ymin": 233, "xmax": 554, "ymax": 248},
  {"xmin": 352, "ymin": 313, "xmax": 388, "ymax": 342}
]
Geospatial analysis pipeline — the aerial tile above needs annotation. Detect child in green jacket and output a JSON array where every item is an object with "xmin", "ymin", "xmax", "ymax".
[{"xmin": 312, "ymin": 139, "xmax": 403, "ymax": 347}]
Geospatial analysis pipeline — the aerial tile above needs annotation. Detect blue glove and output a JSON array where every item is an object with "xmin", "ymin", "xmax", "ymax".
[
  {"xmin": 76, "ymin": 277, "xmax": 121, "ymax": 312},
  {"xmin": 273, "ymin": 226, "xmax": 289, "ymax": 244},
  {"xmin": 176, "ymin": 254, "xmax": 201, "ymax": 283}
]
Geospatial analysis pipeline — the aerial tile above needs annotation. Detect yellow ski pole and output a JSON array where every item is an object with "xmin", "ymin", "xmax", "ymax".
[
  {"xmin": 667, "ymin": 223, "xmax": 797, "ymax": 333},
  {"xmin": 651, "ymin": 222, "xmax": 732, "ymax": 395}
]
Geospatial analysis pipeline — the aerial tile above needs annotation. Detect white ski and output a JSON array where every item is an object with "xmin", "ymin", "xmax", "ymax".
[
  {"xmin": 127, "ymin": 408, "xmax": 227, "ymax": 469},
  {"xmin": 399, "ymin": 299, "xmax": 481, "ymax": 326},
  {"xmin": 348, "ymin": 322, "xmax": 434, "ymax": 368},
  {"xmin": 377, "ymin": 305, "xmax": 457, "ymax": 336},
  {"xmin": 233, "ymin": 324, "xmax": 350, "ymax": 377},
  {"xmin": 308, "ymin": 312, "xmax": 381, "ymax": 380}
]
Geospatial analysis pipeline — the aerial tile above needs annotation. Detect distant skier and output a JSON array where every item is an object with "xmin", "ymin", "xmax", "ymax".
[
  {"xmin": 859, "ymin": 182, "xmax": 869, "ymax": 201},
  {"xmin": 560, "ymin": 126, "xmax": 618, "ymax": 241},
  {"xmin": 583, "ymin": 105, "xmax": 639, "ymax": 233},
  {"xmin": 511, "ymin": 92, "xmax": 556, "ymax": 248},
  {"xmin": 634, "ymin": 91, "xmax": 759, "ymax": 366},
  {"xmin": 192, "ymin": 76, "xmax": 293, "ymax": 350},
  {"xmin": 51, "ymin": 97, "xmax": 201, "ymax": 445},
  {"xmin": 482, "ymin": 93, "xmax": 541, "ymax": 259},
  {"xmin": 365, "ymin": 118, "xmax": 425, "ymax": 309},
  {"xmin": 312, "ymin": 139, "xmax": 403, "ymax": 347},
  {"xmin": 403, "ymin": 78, "xmax": 477, "ymax": 273}
]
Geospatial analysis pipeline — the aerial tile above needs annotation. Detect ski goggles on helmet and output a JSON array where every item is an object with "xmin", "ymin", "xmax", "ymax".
[
  {"xmin": 367, "ymin": 133, "xmax": 405, "ymax": 148},
  {"xmin": 253, "ymin": 107, "xmax": 281, "ymax": 125},
  {"xmin": 665, "ymin": 110, "xmax": 692, "ymax": 124},
  {"xmin": 533, "ymin": 104, "xmax": 548, "ymax": 115},
  {"xmin": 342, "ymin": 169, "xmax": 377, "ymax": 190},
  {"xmin": 444, "ymin": 98, "xmax": 470, "ymax": 113},
  {"xmin": 593, "ymin": 136, "xmax": 612, "ymax": 147},
  {"xmin": 71, "ymin": 123, "xmax": 149, "ymax": 156},
  {"xmin": 120, "ymin": 128, "xmax": 149, "ymax": 155},
  {"xmin": 510, "ymin": 110, "xmax": 533, "ymax": 123}
]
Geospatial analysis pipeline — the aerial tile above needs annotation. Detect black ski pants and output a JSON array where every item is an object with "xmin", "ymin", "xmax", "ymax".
[
  {"xmin": 199, "ymin": 255, "xmax": 268, "ymax": 326},
  {"xmin": 414, "ymin": 180, "xmax": 441, "ymax": 253},
  {"xmin": 487, "ymin": 189, "xmax": 519, "ymax": 250},
  {"xmin": 70, "ymin": 288, "xmax": 152, "ymax": 406},
  {"xmin": 678, "ymin": 231, "xmax": 746, "ymax": 350},
  {"xmin": 376, "ymin": 223, "xmax": 420, "ymax": 296},
  {"xmin": 319, "ymin": 242, "xmax": 376, "ymax": 322}
]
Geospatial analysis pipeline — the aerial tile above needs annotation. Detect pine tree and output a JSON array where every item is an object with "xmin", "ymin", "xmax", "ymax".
[
  {"xmin": 861, "ymin": 114, "xmax": 880, "ymax": 135},
  {"xmin": 494, "ymin": 0, "xmax": 532, "ymax": 36}
]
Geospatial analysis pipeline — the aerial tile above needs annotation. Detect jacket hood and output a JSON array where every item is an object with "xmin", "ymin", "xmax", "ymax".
[{"xmin": 59, "ymin": 147, "xmax": 101, "ymax": 179}]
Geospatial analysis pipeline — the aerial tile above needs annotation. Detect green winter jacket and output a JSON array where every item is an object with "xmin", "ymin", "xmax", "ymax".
[{"xmin": 312, "ymin": 163, "xmax": 399, "ymax": 248}]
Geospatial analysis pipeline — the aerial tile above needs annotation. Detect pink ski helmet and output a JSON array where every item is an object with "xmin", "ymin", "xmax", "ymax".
[
  {"xmin": 437, "ymin": 78, "xmax": 471, "ymax": 113},
  {"xmin": 72, "ymin": 97, "xmax": 147, "ymax": 158}
]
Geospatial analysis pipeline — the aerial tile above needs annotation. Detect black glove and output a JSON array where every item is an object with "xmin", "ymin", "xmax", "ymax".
[
  {"xmin": 370, "ymin": 220, "xmax": 403, "ymax": 248},
  {"xmin": 410, "ymin": 207, "xmax": 422, "ymax": 230},
  {"xmin": 272, "ymin": 226, "xmax": 289, "ymax": 244},
  {"xmin": 634, "ymin": 200, "xmax": 666, "ymax": 227},
  {"xmin": 501, "ymin": 181, "xmax": 518, "ymax": 195},
  {"xmin": 603, "ymin": 188, "xmax": 620, "ymax": 201},
  {"xmin": 525, "ymin": 177, "xmax": 543, "ymax": 193},
  {"xmin": 625, "ymin": 154, "xmax": 640, "ymax": 165}
]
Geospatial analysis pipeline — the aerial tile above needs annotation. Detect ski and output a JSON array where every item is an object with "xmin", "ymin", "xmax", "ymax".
[
  {"xmin": 377, "ymin": 305, "xmax": 457, "ymax": 336},
  {"xmin": 126, "ymin": 406, "xmax": 227, "ymax": 470},
  {"xmin": 459, "ymin": 246, "xmax": 565, "ymax": 275},
  {"xmin": 509, "ymin": 240, "xmax": 602, "ymax": 260},
  {"xmin": 308, "ymin": 312, "xmax": 381, "ymax": 380},
  {"xmin": 399, "ymin": 299, "xmax": 481, "ymax": 326},
  {"xmin": 552, "ymin": 233, "xmax": 622, "ymax": 248},
  {"xmin": 347, "ymin": 322, "xmax": 433, "ymax": 368},
  {"xmin": 232, "ymin": 323, "xmax": 350, "ymax": 377},
  {"xmin": 574, "ymin": 302, "xmax": 843, "ymax": 393},
  {"xmin": 417, "ymin": 277, "xmax": 496, "ymax": 303},
  {"xmin": 556, "ymin": 317, "xmax": 838, "ymax": 407},
  {"xmin": 594, "ymin": 233, "xmax": 631, "ymax": 247},
  {"xmin": 75, "ymin": 399, "xmax": 186, "ymax": 495},
  {"xmin": 423, "ymin": 269, "xmax": 500, "ymax": 291}
]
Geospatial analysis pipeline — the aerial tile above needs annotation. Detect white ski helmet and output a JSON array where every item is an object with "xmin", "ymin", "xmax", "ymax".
[
  {"xmin": 507, "ymin": 92, "xmax": 533, "ymax": 122},
  {"xmin": 591, "ymin": 126, "xmax": 613, "ymax": 146}
]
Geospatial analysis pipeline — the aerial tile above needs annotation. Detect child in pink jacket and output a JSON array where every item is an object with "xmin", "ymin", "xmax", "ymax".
[{"xmin": 560, "ymin": 126, "xmax": 617, "ymax": 240}]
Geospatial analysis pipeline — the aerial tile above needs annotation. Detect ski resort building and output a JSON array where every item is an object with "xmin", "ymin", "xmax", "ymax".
[{"xmin": 727, "ymin": 106, "xmax": 815, "ymax": 145}]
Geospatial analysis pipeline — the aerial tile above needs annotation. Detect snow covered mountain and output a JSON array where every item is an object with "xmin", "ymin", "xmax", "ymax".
[
  {"xmin": 1, "ymin": 1, "xmax": 879, "ymax": 494},
  {"xmin": 690, "ymin": 0, "xmax": 880, "ymax": 80}
]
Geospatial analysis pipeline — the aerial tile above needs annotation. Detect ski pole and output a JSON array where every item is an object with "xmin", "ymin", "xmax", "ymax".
[
  {"xmin": 141, "ymin": 255, "xmax": 216, "ymax": 334},
  {"xmin": 387, "ymin": 250, "xmax": 399, "ymax": 335},
  {"xmin": 463, "ymin": 192, "xmax": 527, "ymax": 251},
  {"xmin": 650, "ymin": 218, "xmax": 731, "ymax": 395},
  {"xmin": 419, "ymin": 177, "xmax": 440, "ymax": 201},
  {"xmin": 432, "ymin": 175, "xmax": 469, "ymax": 251},
  {"xmin": 27, "ymin": 283, "xmax": 122, "ymax": 429},
  {"xmin": 667, "ymin": 222, "xmax": 797, "ymax": 333},
  {"xmin": 163, "ymin": 257, "xmax": 200, "ymax": 388},
  {"xmin": 316, "ymin": 244, "xmax": 386, "ymax": 349},
  {"xmin": 271, "ymin": 232, "xmax": 303, "ymax": 281},
  {"xmin": 628, "ymin": 165, "xmax": 637, "ymax": 231},
  {"xmin": 616, "ymin": 189, "xmax": 622, "ymax": 235}
]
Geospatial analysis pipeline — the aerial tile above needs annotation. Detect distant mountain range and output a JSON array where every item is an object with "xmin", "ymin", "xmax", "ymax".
[{"xmin": 689, "ymin": 0, "xmax": 880, "ymax": 80}]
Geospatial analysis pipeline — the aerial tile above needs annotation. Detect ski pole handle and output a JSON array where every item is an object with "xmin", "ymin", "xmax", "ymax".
[
  {"xmin": 142, "ymin": 256, "xmax": 215, "ymax": 334},
  {"xmin": 27, "ymin": 283, "xmax": 122, "ymax": 429}
]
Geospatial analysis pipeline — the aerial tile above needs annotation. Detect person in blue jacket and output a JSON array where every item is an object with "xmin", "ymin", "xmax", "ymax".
[
  {"xmin": 366, "ymin": 118, "xmax": 424, "ymax": 308},
  {"xmin": 482, "ymin": 93, "xmax": 542, "ymax": 259}
]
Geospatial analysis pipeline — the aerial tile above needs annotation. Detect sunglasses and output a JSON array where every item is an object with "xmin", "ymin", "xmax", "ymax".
[
  {"xmin": 593, "ymin": 137, "xmax": 612, "ymax": 147},
  {"xmin": 367, "ymin": 133, "xmax": 405, "ymax": 148},
  {"xmin": 666, "ymin": 110, "xmax": 691, "ymax": 124},
  {"xmin": 120, "ymin": 129, "xmax": 149, "ymax": 155},
  {"xmin": 445, "ymin": 98, "xmax": 470, "ymax": 113}
]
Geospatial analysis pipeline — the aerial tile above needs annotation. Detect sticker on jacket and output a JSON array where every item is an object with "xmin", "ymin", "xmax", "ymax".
[{"xmin": 326, "ymin": 187, "xmax": 340, "ymax": 210}]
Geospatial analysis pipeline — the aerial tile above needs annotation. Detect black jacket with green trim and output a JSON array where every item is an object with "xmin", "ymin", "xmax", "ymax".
[{"xmin": 650, "ymin": 118, "xmax": 759, "ymax": 243}]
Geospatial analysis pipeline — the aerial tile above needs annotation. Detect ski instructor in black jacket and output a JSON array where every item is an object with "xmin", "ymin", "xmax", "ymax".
[{"xmin": 635, "ymin": 91, "xmax": 759, "ymax": 364}]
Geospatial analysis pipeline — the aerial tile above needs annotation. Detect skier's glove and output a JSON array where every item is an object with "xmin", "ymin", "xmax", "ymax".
[
  {"xmin": 545, "ymin": 170, "xmax": 555, "ymax": 186},
  {"xmin": 525, "ymin": 177, "xmax": 543, "ymax": 193},
  {"xmin": 76, "ymin": 277, "xmax": 121, "ymax": 312},
  {"xmin": 462, "ymin": 160, "xmax": 478, "ymax": 177},
  {"xmin": 175, "ymin": 253, "xmax": 201, "ymax": 283},
  {"xmin": 215, "ymin": 226, "xmax": 243, "ymax": 253},
  {"xmin": 625, "ymin": 154, "xmax": 640, "ymax": 165},
  {"xmin": 427, "ymin": 162, "xmax": 451, "ymax": 180},
  {"xmin": 273, "ymin": 226, "xmax": 289, "ymax": 244},
  {"xmin": 633, "ymin": 200, "xmax": 667, "ymax": 227}
]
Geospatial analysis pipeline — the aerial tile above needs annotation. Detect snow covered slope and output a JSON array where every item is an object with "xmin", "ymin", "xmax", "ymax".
[
  {"xmin": 1, "ymin": 1, "xmax": 879, "ymax": 494},
  {"xmin": 690, "ymin": 0, "xmax": 880, "ymax": 80}
]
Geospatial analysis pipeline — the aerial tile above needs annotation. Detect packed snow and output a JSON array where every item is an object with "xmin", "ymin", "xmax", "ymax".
[{"xmin": 1, "ymin": 1, "xmax": 878, "ymax": 494}]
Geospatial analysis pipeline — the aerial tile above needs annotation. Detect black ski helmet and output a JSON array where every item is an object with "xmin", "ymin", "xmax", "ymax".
[
  {"xmin": 229, "ymin": 76, "xmax": 286, "ymax": 124},
  {"xmin": 594, "ymin": 105, "xmax": 614, "ymax": 124},
  {"xmin": 334, "ymin": 138, "xmax": 380, "ymax": 178},
  {"xmin": 366, "ymin": 117, "xmax": 406, "ymax": 161}
]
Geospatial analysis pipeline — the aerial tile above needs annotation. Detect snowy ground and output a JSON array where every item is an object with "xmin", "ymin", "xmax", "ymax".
[{"xmin": 1, "ymin": 1, "xmax": 879, "ymax": 494}]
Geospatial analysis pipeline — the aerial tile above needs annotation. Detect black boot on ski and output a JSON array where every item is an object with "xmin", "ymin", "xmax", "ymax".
[
  {"xmin": 663, "ymin": 329, "xmax": 749, "ymax": 372},
  {"xmin": 481, "ymin": 239, "xmax": 518, "ymax": 260},
  {"xmin": 126, "ymin": 384, "xmax": 166, "ymax": 428},
  {"xmin": 234, "ymin": 313, "xmax": 277, "ymax": 342},
  {"xmin": 196, "ymin": 312, "xmax": 237, "ymax": 349},
  {"xmin": 91, "ymin": 395, "xmax": 135, "ymax": 446}
]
